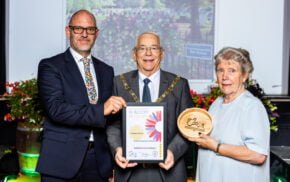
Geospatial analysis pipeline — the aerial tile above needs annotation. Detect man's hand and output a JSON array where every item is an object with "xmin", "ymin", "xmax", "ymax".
[
  {"xmin": 159, "ymin": 150, "xmax": 174, "ymax": 170},
  {"xmin": 104, "ymin": 96, "xmax": 126, "ymax": 115},
  {"xmin": 114, "ymin": 147, "xmax": 137, "ymax": 169}
]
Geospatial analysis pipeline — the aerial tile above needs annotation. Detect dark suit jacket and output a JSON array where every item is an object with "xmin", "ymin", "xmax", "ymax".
[
  {"xmin": 36, "ymin": 49, "xmax": 114, "ymax": 179},
  {"xmin": 107, "ymin": 70, "xmax": 193, "ymax": 182}
]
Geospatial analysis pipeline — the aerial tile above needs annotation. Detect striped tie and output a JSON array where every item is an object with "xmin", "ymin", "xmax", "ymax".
[{"xmin": 82, "ymin": 58, "xmax": 98, "ymax": 104}]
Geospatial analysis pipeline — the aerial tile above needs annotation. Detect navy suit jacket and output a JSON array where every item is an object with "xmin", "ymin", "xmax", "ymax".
[{"xmin": 36, "ymin": 49, "xmax": 114, "ymax": 179}]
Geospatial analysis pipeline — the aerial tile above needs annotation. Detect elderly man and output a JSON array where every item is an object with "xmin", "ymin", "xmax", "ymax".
[{"xmin": 107, "ymin": 32, "xmax": 193, "ymax": 182}]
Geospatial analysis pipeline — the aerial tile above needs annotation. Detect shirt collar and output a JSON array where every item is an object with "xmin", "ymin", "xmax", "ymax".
[
  {"xmin": 69, "ymin": 47, "xmax": 92, "ymax": 62},
  {"xmin": 138, "ymin": 69, "xmax": 160, "ymax": 82}
]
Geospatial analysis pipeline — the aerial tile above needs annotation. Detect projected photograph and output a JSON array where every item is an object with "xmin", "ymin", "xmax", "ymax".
[{"xmin": 67, "ymin": 0, "xmax": 215, "ymax": 89}]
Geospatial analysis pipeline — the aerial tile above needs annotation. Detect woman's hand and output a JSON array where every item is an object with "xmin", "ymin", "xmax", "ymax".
[
  {"xmin": 188, "ymin": 133, "xmax": 218, "ymax": 152},
  {"xmin": 188, "ymin": 133, "xmax": 267, "ymax": 165}
]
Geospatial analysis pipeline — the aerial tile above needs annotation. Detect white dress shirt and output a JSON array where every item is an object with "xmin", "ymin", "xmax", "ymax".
[
  {"xmin": 70, "ymin": 48, "xmax": 99, "ymax": 97},
  {"xmin": 138, "ymin": 70, "xmax": 160, "ymax": 102},
  {"xmin": 70, "ymin": 48, "xmax": 97, "ymax": 141}
]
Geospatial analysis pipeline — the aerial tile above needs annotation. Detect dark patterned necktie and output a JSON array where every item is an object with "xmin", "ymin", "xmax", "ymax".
[
  {"xmin": 82, "ymin": 58, "xmax": 98, "ymax": 104},
  {"xmin": 142, "ymin": 78, "xmax": 151, "ymax": 102}
]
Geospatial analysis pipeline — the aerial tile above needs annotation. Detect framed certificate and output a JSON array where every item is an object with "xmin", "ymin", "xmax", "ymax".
[{"xmin": 122, "ymin": 102, "xmax": 167, "ymax": 163}]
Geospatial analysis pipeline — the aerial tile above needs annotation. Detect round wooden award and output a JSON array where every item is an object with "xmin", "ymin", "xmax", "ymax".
[{"xmin": 177, "ymin": 108, "xmax": 213, "ymax": 138}]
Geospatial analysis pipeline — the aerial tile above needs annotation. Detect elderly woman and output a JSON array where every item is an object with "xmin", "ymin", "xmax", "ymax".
[{"xmin": 189, "ymin": 47, "xmax": 270, "ymax": 182}]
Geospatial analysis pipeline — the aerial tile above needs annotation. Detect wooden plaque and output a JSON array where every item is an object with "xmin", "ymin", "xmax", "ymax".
[{"xmin": 177, "ymin": 107, "xmax": 212, "ymax": 138}]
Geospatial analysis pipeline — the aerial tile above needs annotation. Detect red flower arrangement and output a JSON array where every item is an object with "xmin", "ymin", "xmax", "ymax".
[
  {"xmin": 190, "ymin": 85, "xmax": 223, "ymax": 110},
  {"xmin": 1, "ymin": 78, "xmax": 44, "ymax": 127}
]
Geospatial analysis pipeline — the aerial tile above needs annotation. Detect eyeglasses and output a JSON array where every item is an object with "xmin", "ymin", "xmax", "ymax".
[
  {"xmin": 69, "ymin": 26, "xmax": 99, "ymax": 35},
  {"xmin": 135, "ymin": 46, "xmax": 162, "ymax": 54}
]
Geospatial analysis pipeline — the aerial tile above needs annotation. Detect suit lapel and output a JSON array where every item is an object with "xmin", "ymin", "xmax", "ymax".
[
  {"xmin": 128, "ymin": 70, "xmax": 140, "ymax": 100},
  {"xmin": 91, "ymin": 57, "xmax": 102, "ymax": 100},
  {"xmin": 64, "ymin": 50, "xmax": 89, "ymax": 102},
  {"xmin": 159, "ymin": 70, "xmax": 170, "ymax": 98}
]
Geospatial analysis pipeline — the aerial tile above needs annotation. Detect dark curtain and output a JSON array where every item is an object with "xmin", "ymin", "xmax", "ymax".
[
  {"xmin": 0, "ymin": 0, "xmax": 5, "ymax": 94},
  {"xmin": 289, "ymin": 53, "xmax": 290, "ymax": 95}
]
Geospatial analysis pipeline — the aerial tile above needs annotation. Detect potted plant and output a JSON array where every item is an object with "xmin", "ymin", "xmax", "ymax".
[
  {"xmin": 2, "ymin": 78, "xmax": 44, "ymax": 127},
  {"xmin": 1, "ymin": 78, "xmax": 44, "ymax": 176}
]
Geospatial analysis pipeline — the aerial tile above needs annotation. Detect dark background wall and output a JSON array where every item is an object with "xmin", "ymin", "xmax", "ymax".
[
  {"xmin": 0, "ymin": 0, "xmax": 15, "ymax": 146},
  {"xmin": 271, "ymin": 100, "xmax": 290, "ymax": 146},
  {"xmin": 0, "ymin": 0, "xmax": 5, "ymax": 95},
  {"xmin": 0, "ymin": 105, "xmax": 16, "ymax": 146}
]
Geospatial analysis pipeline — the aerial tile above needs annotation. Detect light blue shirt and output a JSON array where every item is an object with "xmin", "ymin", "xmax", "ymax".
[
  {"xmin": 196, "ymin": 91, "xmax": 270, "ymax": 182},
  {"xmin": 138, "ymin": 70, "xmax": 160, "ymax": 102}
]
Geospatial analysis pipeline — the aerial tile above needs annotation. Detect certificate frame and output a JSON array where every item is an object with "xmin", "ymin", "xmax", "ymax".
[{"xmin": 122, "ymin": 102, "xmax": 167, "ymax": 163}]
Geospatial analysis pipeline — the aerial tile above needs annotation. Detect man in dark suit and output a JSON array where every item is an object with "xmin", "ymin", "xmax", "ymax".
[
  {"xmin": 36, "ymin": 10, "xmax": 125, "ymax": 182},
  {"xmin": 107, "ymin": 32, "xmax": 193, "ymax": 182}
]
